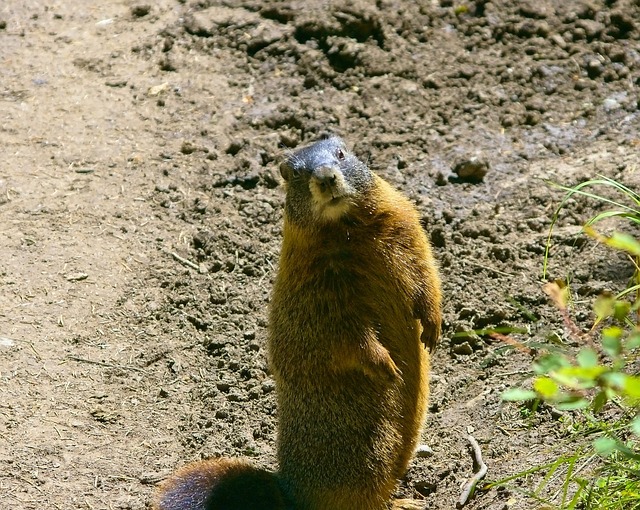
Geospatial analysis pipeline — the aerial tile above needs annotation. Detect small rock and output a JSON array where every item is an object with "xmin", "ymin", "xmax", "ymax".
[
  {"xmin": 216, "ymin": 380, "xmax": 231, "ymax": 392},
  {"xmin": 603, "ymin": 97, "xmax": 620, "ymax": 112},
  {"xmin": 550, "ymin": 33, "xmax": 567, "ymax": 48},
  {"xmin": 65, "ymin": 272, "xmax": 88, "ymax": 282},
  {"xmin": 524, "ymin": 111, "xmax": 540, "ymax": 126},
  {"xmin": 518, "ymin": 2, "xmax": 548, "ymax": 19},
  {"xmin": 452, "ymin": 342, "xmax": 473, "ymax": 355},
  {"xmin": 180, "ymin": 141, "xmax": 197, "ymax": 155},
  {"xmin": 183, "ymin": 13, "xmax": 212, "ymax": 37},
  {"xmin": 148, "ymin": 82, "xmax": 169, "ymax": 96},
  {"xmin": 501, "ymin": 114, "xmax": 517, "ymax": 128},
  {"xmin": 452, "ymin": 157, "xmax": 489, "ymax": 183},
  {"xmin": 455, "ymin": 66, "xmax": 476, "ymax": 80},
  {"xmin": 0, "ymin": 336, "xmax": 15, "ymax": 348},
  {"xmin": 90, "ymin": 406, "xmax": 119, "ymax": 424},
  {"xmin": 95, "ymin": 19, "xmax": 114, "ymax": 28},
  {"xmin": 423, "ymin": 75, "xmax": 442, "ymax": 89},
  {"xmin": 525, "ymin": 97, "xmax": 546, "ymax": 113},
  {"xmin": 575, "ymin": 19, "xmax": 604, "ymax": 40},
  {"xmin": 168, "ymin": 359, "xmax": 181, "ymax": 374},
  {"xmin": 415, "ymin": 445, "xmax": 434, "ymax": 457},
  {"xmin": 587, "ymin": 59, "xmax": 603, "ymax": 78},
  {"xmin": 261, "ymin": 380, "xmax": 275, "ymax": 393},
  {"xmin": 105, "ymin": 79, "xmax": 127, "ymax": 88}
]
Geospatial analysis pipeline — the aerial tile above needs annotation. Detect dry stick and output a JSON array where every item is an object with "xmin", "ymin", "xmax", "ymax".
[
  {"xmin": 67, "ymin": 355, "xmax": 147, "ymax": 373},
  {"xmin": 165, "ymin": 249, "xmax": 199, "ymax": 271},
  {"xmin": 457, "ymin": 435, "xmax": 488, "ymax": 508},
  {"xmin": 463, "ymin": 259, "xmax": 514, "ymax": 277}
]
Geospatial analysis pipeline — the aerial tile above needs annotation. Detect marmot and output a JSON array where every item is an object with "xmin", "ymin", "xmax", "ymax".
[{"xmin": 153, "ymin": 136, "xmax": 442, "ymax": 510}]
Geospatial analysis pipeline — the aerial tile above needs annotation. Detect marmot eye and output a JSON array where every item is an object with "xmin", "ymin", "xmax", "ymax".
[{"xmin": 336, "ymin": 149, "xmax": 345, "ymax": 160}]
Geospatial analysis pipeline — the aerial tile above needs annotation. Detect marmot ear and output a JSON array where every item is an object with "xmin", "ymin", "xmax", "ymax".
[
  {"xmin": 279, "ymin": 162, "xmax": 300, "ymax": 181},
  {"xmin": 279, "ymin": 162, "xmax": 292, "ymax": 181}
]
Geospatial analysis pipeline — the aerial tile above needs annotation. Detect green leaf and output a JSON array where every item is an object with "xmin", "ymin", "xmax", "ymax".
[
  {"xmin": 533, "ymin": 353, "xmax": 570, "ymax": 375},
  {"xmin": 577, "ymin": 348, "xmax": 598, "ymax": 368},
  {"xmin": 607, "ymin": 440, "xmax": 640, "ymax": 461},
  {"xmin": 533, "ymin": 377, "xmax": 559, "ymax": 398},
  {"xmin": 593, "ymin": 295, "xmax": 615, "ymax": 322},
  {"xmin": 602, "ymin": 328, "xmax": 622, "ymax": 358},
  {"xmin": 592, "ymin": 390, "xmax": 608, "ymax": 414},
  {"xmin": 594, "ymin": 437, "xmax": 617, "ymax": 457},
  {"xmin": 613, "ymin": 300, "xmax": 631, "ymax": 323},
  {"xmin": 631, "ymin": 416, "xmax": 640, "ymax": 436},
  {"xmin": 623, "ymin": 375, "xmax": 640, "ymax": 399},
  {"xmin": 555, "ymin": 397, "xmax": 589, "ymax": 411},
  {"xmin": 602, "ymin": 372, "xmax": 626, "ymax": 390},
  {"xmin": 626, "ymin": 331, "xmax": 640, "ymax": 350},
  {"xmin": 553, "ymin": 366, "xmax": 605, "ymax": 389},
  {"xmin": 502, "ymin": 388, "xmax": 537, "ymax": 401},
  {"xmin": 600, "ymin": 232, "xmax": 640, "ymax": 257}
]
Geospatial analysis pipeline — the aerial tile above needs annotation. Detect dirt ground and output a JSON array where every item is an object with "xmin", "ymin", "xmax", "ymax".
[{"xmin": 1, "ymin": 1, "xmax": 639, "ymax": 509}]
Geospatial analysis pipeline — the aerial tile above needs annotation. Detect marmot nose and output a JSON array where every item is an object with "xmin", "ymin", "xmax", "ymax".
[{"xmin": 313, "ymin": 167, "xmax": 339, "ymax": 192}]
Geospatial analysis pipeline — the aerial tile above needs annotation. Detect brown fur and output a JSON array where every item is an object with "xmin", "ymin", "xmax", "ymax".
[
  {"xmin": 153, "ymin": 458, "xmax": 286, "ymax": 510},
  {"xmin": 270, "ymin": 174, "xmax": 441, "ymax": 510},
  {"xmin": 153, "ymin": 137, "xmax": 442, "ymax": 510}
]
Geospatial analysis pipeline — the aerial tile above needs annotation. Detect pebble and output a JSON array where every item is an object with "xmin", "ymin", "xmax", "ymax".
[
  {"xmin": 452, "ymin": 157, "xmax": 489, "ymax": 183},
  {"xmin": 603, "ymin": 97, "xmax": 620, "ymax": 112},
  {"xmin": 65, "ymin": 272, "xmax": 89, "ymax": 282},
  {"xmin": 550, "ymin": 34, "xmax": 567, "ymax": 49},
  {"xmin": 587, "ymin": 59, "xmax": 603, "ymax": 78},
  {"xmin": 452, "ymin": 342, "xmax": 473, "ymax": 355},
  {"xmin": 415, "ymin": 445, "xmax": 435, "ymax": 457},
  {"xmin": 0, "ymin": 336, "xmax": 16, "ymax": 348}
]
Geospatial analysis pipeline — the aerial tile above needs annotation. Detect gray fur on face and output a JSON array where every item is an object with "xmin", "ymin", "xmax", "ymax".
[{"xmin": 279, "ymin": 137, "xmax": 372, "ymax": 226}]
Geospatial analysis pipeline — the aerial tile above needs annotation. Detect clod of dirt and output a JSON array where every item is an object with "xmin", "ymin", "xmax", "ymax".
[
  {"xmin": 452, "ymin": 342, "xmax": 473, "ymax": 355},
  {"xmin": 518, "ymin": 2, "xmax": 549, "ymax": 19},
  {"xmin": 65, "ymin": 272, "xmax": 89, "ymax": 282},
  {"xmin": 148, "ymin": 82, "xmax": 169, "ymax": 96},
  {"xmin": 451, "ymin": 157, "xmax": 490, "ymax": 183},
  {"xmin": 90, "ymin": 406, "xmax": 120, "ymax": 424},
  {"xmin": 180, "ymin": 141, "xmax": 197, "ymax": 154},
  {"xmin": 105, "ymin": 79, "xmax": 128, "ymax": 88},
  {"xmin": 131, "ymin": 5, "xmax": 151, "ymax": 18},
  {"xmin": 415, "ymin": 445, "xmax": 435, "ymax": 457}
]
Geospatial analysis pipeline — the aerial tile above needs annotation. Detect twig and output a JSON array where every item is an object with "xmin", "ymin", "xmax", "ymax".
[
  {"xmin": 463, "ymin": 259, "xmax": 514, "ymax": 277},
  {"xmin": 164, "ymin": 249, "xmax": 199, "ymax": 271},
  {"xmin": 457, "ymin": 435, "xmax": 488, "ymax": 508},
  {"xmin": 489, "ymin": 332, "xmax": 534, "ymax": 355},
  {"xmin": 66, "ymin": 355, "xmax": 147, "ymax": 373}
]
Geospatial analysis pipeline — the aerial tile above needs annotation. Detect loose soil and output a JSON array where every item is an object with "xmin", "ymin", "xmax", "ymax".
[{"xmin": 1, "ymin": 1, "xmax": 639, "ymax": 509}]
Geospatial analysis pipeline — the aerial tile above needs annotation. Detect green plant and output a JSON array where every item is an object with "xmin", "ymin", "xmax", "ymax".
[{"xmin": 497, "ymin": 176, "xmax": 640, "ymax": 508}]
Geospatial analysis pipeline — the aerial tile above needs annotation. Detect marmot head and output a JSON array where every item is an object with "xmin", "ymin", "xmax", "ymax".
[{"xmin": 279, "ymin": 136, "xmax": 372, "ymax": 225}]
